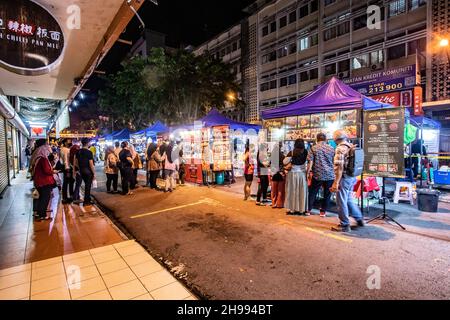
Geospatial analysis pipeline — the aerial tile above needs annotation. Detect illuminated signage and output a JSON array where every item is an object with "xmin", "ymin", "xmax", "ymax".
[
  {"xmin": 344, "ymin": 65, "xmax": 418, "ymax": 95},
  {"xmin": 0, "ymin": 0, "xmax": 65, "ymax": 75}
]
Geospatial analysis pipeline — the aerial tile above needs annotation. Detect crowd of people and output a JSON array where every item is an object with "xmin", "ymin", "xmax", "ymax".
[
  {"xmin": 27, "ymin": 130, "xmax": 364, "ymax": 231},
  {"xmin": 245, "ymin": 130, "xmax": 365, "ymax": 233}
]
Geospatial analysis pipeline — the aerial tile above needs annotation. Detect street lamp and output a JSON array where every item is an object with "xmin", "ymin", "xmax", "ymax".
[
  {"xmin": 226, "ymin": 91, "xmax": 237, "ymax": 102},
  {"xmin": 438, "ymin": 37, "xmax": 450, "ymax": 63}
]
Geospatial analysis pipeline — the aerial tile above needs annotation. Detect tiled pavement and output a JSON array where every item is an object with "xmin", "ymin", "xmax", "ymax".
[
  {"xmin": 0, "ymin": 241, "xmax": 196, "ymax": 300},
  {"xmin": 0, "ymin": 172, "xmax": 196, "ymax": 300}
]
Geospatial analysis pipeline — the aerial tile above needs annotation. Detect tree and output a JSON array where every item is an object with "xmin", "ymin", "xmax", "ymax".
[
  {"xmin": 98, "ymin": 56, "xmax": 160, "ymax": 130},
  {"xmin": 98, "ymin": 48, "xmax": 244, "ymax": 129}
]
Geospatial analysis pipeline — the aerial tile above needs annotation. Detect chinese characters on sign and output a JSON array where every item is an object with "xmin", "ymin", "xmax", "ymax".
[{"xmin": 0, "ymin": 0, "xmax": 65, "ymax": 75}]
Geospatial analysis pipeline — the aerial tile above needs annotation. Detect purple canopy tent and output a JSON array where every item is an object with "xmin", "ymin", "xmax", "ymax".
[
  {"xmin": 261, "ymin": 77, "xmax": 392, "ymax": 119},
  {"xmin": 199, "ymin": 108, "xmax": 261, "ymax": 132}
]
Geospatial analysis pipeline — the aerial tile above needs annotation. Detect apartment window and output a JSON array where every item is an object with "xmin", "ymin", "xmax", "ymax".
[
  {"xmin": 226, "ymin": 46, "xmax": 231, "ymax": 55},
  {"xmin": 324, "ymin": 0, "xmax": 336, "ymax": 6},
  {"xmin": 325, "ymin": 63, "xmax": 337, "ymax": 76},
  {"xmin": 351, "ymin": 54, "xmax": 369, "ymax": 69},
  {"xmin": 387, "ymin": 44, "xmax": 406, "ymax": 60},
  {"xmin": 299, "ymin": 5, "xmax": 309, "ymax": 18},
  {"xmin": 278, "ymin": 46, "xmax": 288, "ymax": 58},
  {"xmin": 300, "ymin": 71, "xmax": 309, "ymax": 82},
  {"xmin": 337, "ymin": 21, "xmax": 350, "ymax": 36},
  {"xmin": 389, "ymin": 0, "xmax": 407, "ymax": 17},
  {"xmin": 310, "ymin": 0, "xmax": 319, "ymax": 12},
  {"xmin": 262, "ymin": 26, "xmax": 269, "ymax": 37},
  {"xmin": 260, "ymin": 82, "xmax": 270, "ymax": 92},
  {"xmin": 310, "ymin": 34, "xmax": 319, "ymax": 47},
  {"xmin": 309, "ymin": 68, "xmax": 318, "ymax": 80},
  {"xmin": 299, "ymin": 37, "xmax": 310, "ymax": 51},
  {"xmin": 269, "ymin": 80, "xmax": 277, "ymax": 89},
  {"xmin": 353, "ymin": 14, "xmax": 367, "ymax": 31},
  {"xmin": 232, "ymin": 42, "xmax": 238, "ymax": 52},
  {"xmin": 408, "ymin": 38, "xmax": 426, "ymax": 54},
  {"xmin": 338, "ymin": 60, "xmax": 350, "ymax": 72},
  {"xmin": 289, "ymin": 42, "xmax": 297, "ymax": 54},
  {"xmin": 289, "ymin": 11, "xmax": 297, "ymax": 24},
  {"xmin": 324, "ymin": 28, "xmax": 336, "ymax": 41},
  {"xmin": 409, "ymin": 0, "xmax": 426, "ymax": 10},
  {"xmin": 280, "ymin": 77, "xmax": 288, "ymax": 87},
  {"xmin": 288, "ymin": 74, "xmax": 297, "ymax": 85},
  {"xmin": 270, "ymin": 21, "xmax": 277, "ymax": 33},
  {"xmin": 279, "ymin": 16, "xmax": 287, "ymax": 29},
  {"xmin": 370, "ymin": 50, "xmax": 384, "ymax": 65},
  {"xmin": 220, "ymin": 49, "xmax": 226, "ymax": 57}
]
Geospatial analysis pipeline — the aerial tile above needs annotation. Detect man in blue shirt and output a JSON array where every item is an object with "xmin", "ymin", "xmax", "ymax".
[{"xmin": 306, "ymin": 133, "xmax": 336, "ymax": 217}]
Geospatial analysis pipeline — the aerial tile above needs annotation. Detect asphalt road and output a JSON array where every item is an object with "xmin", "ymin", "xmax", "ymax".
[{"xmin": 92, "ymin": 167, "xmax": 450, "ymax": 300}]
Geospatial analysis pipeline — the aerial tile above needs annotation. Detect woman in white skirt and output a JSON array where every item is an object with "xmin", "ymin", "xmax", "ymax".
[{"xmin": 284, "ymin": 139, "xmax": 309, "ymax": 215}]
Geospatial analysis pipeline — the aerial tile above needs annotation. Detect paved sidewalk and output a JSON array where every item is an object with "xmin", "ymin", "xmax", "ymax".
[
  {"xmin": 0, "ymin": 171, "xmax": 196, "ymax": 300},
  {"xmin": 0, "ymin": 171, "xmax": 124, "ymax": 270},
  {"xmin": 0, "ymin": 241, "xmax": 196, "ymax": 300}
]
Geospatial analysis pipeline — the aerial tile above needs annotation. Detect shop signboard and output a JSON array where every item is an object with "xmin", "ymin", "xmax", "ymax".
[
  {"xmin": 344, "ymin": 65, "xmax": 418, "ymax": 95},
  {"xmin": 363, "ymin": 108, "xmax": 405, "ymax": 178},
  {"xmin": 30, "ymin": 126, "xmax": 46, "ymax": 139},
  {"xmin": 413, "ymin": 86, "xmax": 424, "ymax": 115},
  {"xmin": 0, "ymin": 0, "xmax": 65, "ymax": 75}
]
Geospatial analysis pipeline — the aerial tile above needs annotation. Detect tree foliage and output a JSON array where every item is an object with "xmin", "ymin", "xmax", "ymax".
[{"xmin": 98, "ymin": 48, "xmax": 243, "ymax": 130}]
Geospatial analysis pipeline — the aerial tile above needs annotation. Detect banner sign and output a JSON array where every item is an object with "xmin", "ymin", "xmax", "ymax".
[
  {"xmin": 0, "ymin": 0, "xmax": 65, "ymax": 75},
  {"xmin": 363, "ymin": 108, "xmax": 405, "ymax": 178},
  {"xmin": 30, "ymin": 126, "xmax": 47, "ymax": 139},
  {"xmin": 344, "ymin": 65, "xmax": 418, "ymax": 95}
]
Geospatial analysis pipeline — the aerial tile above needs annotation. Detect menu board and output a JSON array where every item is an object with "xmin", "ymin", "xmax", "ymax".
[
  {"xmin": 363, "ymin": 108, "xmax": 405, "ymax": 177},
  {"xmin": 212, "ymin": 125, "xmax": 232, "ymax": 171},
  {"xmin": 286, "ymin": 129, "xmax": 311, "ymax": 140},
  {"xmin": 273, "ymin": 110, "xmax": 359, "ymax": 141},
  {"xmin": 285, "ymin": 116, "xmax": 298, "ymax": 128}
]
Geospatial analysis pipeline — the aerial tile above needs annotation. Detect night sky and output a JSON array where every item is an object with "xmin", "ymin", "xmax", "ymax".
[{"xmin": 75, "ymin": 0, "xmax": 255, "ymax": 126}]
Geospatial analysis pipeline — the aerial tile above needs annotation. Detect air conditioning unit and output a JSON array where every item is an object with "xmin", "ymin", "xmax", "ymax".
[
  {"xmin": 371, "ymin": 63, "xmax": 383, "ymax": 71},
  {"xmin": 338, "ymin": 71, "xmax": 349, "ymax": 79}
]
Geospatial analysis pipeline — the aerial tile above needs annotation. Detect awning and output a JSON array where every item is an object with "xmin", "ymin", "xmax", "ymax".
[
  {"xmin": 111, "ymin": 129, "xmax": 131, "ymax": 140},
  {"xmin": 199, "ymin": 108, "xmax": 261, "ymax": 131},
  {"xmin": 409, "ymin": 116, "xmax": 441, "ymax": 129},
  {"xmin": 261, "ymin": 77, "xmax": 393, "ymax": 119}
]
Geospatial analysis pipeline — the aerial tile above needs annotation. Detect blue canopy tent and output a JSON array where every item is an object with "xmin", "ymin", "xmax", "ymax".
[
  {"xmin": 102, "ymin": 130, "xmax": 119, "ymax": 141},
  {"xmin": 111, "ymin": 128, "xmax": 131, "ymax": 141},
  {"xmin": 409, "ymin": 116, "xmax": 441, "ymax": 129},
  {"xmin": 199, "ymin": 108, "xmax": 261, "ymax": 132},
  {"xmin": 261, "ymin": 77, "xmax": 393, "ymax": 119},
  {"xmin": 133, "ymin": 121, "xmax": 169, "ymax": 138}
]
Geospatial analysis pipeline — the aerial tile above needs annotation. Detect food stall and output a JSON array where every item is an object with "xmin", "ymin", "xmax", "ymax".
[
  {"xmin": 172, "ymin": 109, "xmax": 260, "ymax": 184},
  {"xmin": 261, "ymin": 77, "xmax": 391, "ymax": 148},
  {"xmin": 131, "ymin": 121, "xmax": 169, "ymax": 154}
]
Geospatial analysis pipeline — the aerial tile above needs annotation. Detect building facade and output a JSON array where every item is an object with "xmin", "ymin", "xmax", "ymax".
[
  {"xmin": 194, "ymin": 0, "xmax": 450, "ymax": 127},
  {"xmin": 193, "ymin": 25, "xmax": 245, "ymax": 121},
  {"xmin": 246, "ymin": 0, "xmax": 430, "ymax": 121}
]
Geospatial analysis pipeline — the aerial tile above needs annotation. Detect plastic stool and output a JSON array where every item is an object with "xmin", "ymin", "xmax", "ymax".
[{"xmin": 393, "ymin": 182, "xmax": 414, "ymax": 205}]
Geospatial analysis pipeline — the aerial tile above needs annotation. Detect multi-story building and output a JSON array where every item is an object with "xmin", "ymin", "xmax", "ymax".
[
  {"xmin": 193, "ymin": 24, "xmax": 245, "ymax": 121},
  {"xmin": 195, "ymin": 0, "xmax": 450, "ymax": 130},
  {"xmin": 244, "ymin": 0, "xmax": 432, "ymax": 122}
]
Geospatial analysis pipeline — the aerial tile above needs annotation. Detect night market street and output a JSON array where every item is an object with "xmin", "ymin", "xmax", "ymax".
[{"xmin": 92, "ymin": 167, "xmax": 450, "ymax": 300}]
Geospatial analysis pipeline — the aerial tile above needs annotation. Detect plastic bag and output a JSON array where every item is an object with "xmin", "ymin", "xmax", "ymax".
[
  {"xmin": 92, "ymin": 179, "xmax": 98, "ymax": 189},
  {"xmin": 32, "ymin": 189, "xmax": 40, "ymax": 199}
]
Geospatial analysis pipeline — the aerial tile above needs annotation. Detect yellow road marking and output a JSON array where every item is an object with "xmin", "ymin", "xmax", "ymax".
[
  {"xmin": 305, "ymin": 227, "xmax": 353, "ymax": 243},
  {"xmin": 130, "ymin": 199, "xmax": 212, "ymax": 219}
]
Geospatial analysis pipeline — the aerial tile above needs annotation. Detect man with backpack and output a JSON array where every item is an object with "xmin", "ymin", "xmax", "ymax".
[{"xmin": 330, "ymin": 130, "xmax": 365, "ymax": 233}]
